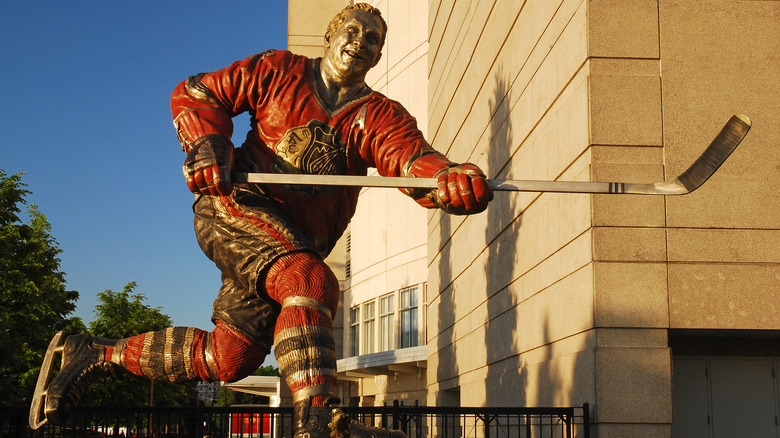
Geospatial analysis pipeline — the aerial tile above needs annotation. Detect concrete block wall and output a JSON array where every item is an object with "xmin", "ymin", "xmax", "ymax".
[
  {"xmin": 345, "ymin": 0, "xmax": 432, "ymax": 405},
  {"xmin": 287, "ymin": 0, "xmax": 344, "ymax": 58},
  {"xmin": 426, "ymin": 0, "xmax": 595, "ymax": 412},
  {"xmin": 427, "ymin": 0, "xmax": 779, "ymax": 436},
  {"xmin": 659, "ymin": 1, "xmax": 780, "ymax": 331},
  {"xmin": 347, "ymin": 0, "xmax": 431, "ymax": 309},
  {"xmin": 289, "ymin": 0, "xmax": 433, "ymax": 405}
]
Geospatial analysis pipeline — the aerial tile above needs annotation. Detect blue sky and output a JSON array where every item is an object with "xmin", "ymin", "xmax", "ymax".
[{"xmin": 1, "ymin": 2, "xmax": 289, "ymax": 360}]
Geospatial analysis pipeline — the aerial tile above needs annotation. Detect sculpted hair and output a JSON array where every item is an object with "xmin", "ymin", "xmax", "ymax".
[{"xmin": 325, "ymin": 3, "xmax": 387, "ymax": 49}]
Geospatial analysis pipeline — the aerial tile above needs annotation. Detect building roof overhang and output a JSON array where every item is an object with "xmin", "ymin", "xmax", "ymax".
[{"xmin": 336, "ymin": 345, "xmax": 427, "ymax": 381}]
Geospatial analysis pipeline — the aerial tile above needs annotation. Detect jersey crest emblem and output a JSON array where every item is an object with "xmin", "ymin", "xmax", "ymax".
[{"xmin": 272, "ymin": 120, "xmax": 347, "ymax": 196}]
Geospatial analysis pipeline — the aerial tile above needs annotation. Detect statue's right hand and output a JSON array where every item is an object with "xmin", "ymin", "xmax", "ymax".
[{"xmin": 182, "ymin": 135, "xmax": 234, "ymax": 196}]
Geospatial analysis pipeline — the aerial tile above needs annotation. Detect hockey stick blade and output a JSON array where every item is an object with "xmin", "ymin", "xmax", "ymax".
[
  {"xmin": 648, "ymin": 113, "xmax": 751, "ymax": 195},
  {"xmin": 233, "ymin": 114, "xmax": 751, "ymax": 195}
]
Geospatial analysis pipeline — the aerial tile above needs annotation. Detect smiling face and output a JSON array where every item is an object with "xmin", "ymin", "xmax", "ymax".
[{"xmin": 323, "ymin": 9, "xmax": 385, "ymax": 84}]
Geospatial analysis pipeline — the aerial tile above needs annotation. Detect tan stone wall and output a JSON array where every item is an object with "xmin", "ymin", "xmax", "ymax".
[
  {"xmin": 344, "ymin": 0, "xmax": 431, "ymax": 406},
  {"xmin": 287, "ymin": 0, "xmax": 344, "ymax": 58},
  {"xmin": 347, "ymin": 0, "xmax": 430, "ymax": 307},
  {"xmin": 287, "ymin": 0, "xmax": 432, "ymax": 406},
  {"xmin": 660, "ymin": 1, "xmax": 780, "ymax": 331},
  {"xmin": 427, "ymin": 0, "xmax": 778, "ymax": 435},
  {"xmin": 426, "ymin": 0, "xmax": 594, "ymax": 409}
]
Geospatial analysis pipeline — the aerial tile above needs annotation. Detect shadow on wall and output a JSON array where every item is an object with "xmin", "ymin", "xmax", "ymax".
[
  {"xmin": 435, "ymin": 207, "xmax": 458, "ymax": 405},
  {"xmin": 482, "ymin": 67, "xmax": 589, "ymax": 411},
  {"xmin": 484, "ymin": 66, "xmax": 524, "ymax": 406}
]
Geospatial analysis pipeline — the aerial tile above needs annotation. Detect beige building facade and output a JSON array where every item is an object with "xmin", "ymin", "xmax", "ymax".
[{"xmin": 288, "ymin": 0, "xmax": 780, "ymax": 436}]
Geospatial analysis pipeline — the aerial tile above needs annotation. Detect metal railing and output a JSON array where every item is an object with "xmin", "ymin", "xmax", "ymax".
[{"xmin": 1, "ymin": 402, "xmax": 589, "ymax": 438}]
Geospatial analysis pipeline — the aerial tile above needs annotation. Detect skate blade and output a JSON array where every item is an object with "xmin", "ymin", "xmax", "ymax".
[{"xmin": 29, "ymin": 330, "xmax": 65, "ymax": 430}]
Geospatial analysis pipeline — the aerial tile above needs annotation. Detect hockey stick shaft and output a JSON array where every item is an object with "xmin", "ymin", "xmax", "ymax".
[
  {"xmin": 233, "ymin": 172, "xmax": 611, "ymax": 193},
  {"xmin": 233, "ymin": 114, "xmax": 751, "ymax": 195}
]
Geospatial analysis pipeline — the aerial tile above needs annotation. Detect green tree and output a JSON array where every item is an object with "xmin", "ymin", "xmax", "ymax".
[
  {"xmin": 90, "ymin": 281, "xmax": 172, "ymax": 338},
  {"xmin": 254, "ymin": 365, "xmax": 281, "ymax": 377},
  {"xmin": 83, "ymin": 281, "xmax": 196, "ymax": 407},
  {"xmin": 0, "ymin": 170, "xmax": 82, "ymax": 406}
]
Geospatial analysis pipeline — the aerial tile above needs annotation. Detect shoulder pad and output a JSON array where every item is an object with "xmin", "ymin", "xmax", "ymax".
[{"xmin": 184, "ymin": 72, "xmax": 220, "ymax": 105}]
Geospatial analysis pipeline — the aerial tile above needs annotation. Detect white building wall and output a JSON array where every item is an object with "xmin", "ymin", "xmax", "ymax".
[
  {"xmin": 346, "ymin": 0, "xmax": 430, "ymax": 327},
  {"xmin": 339, "ymin": 0, "xmax": 431, "ymax": 406}
]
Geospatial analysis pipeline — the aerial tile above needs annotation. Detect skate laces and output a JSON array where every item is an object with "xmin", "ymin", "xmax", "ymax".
[
  {"xmin": 59, "ymin": 336, "xmax": 118, "ymax": 405},
  {"xmin": 66, "ymin": 360, "xmax": 118, "ymax": 404}
]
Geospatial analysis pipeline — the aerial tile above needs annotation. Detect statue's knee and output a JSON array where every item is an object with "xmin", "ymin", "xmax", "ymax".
[
  {"xmin": 209, "ymin": 321, "xmax": 268, "ymax": 382},
  {"xmin": 315, "ymin": 264, "xmax": 339, "ymax": 316},
  {"xmin": 265, "ymin": 252, "xmax": 339, "ymax": 316}
]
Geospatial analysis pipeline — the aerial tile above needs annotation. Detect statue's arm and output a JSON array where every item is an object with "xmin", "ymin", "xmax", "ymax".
[
  {"xmin": 170, "ymin": 51, "xmax": 275, "ymax": 196},
  {"xmin": 363, "ymin": 100, "xmax": 493, "ymax": 215}
]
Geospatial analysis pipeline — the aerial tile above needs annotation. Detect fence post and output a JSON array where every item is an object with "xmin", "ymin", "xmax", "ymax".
[
  {"xmin": 392, "ymin": 400, "xmax": 400, "ymax": 430},
  {"xmin": 13, "ymin": 407, "xmax": 26, "ymax": 438},
  {"xmin": 188, "ymin": 405, "xmax": 205, "ymax": 438},
  {"xmin": 582, "ymin": 403, "xmax": 590, "ymax": 438}
]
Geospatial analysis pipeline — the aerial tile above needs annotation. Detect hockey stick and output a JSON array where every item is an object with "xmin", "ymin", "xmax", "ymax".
[{"xmin": 233, "ymin": 114, "xmax": 751, "ymax": 195}]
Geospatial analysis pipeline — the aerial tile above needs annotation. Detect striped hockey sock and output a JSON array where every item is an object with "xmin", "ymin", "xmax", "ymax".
[
  {"xmin": 108, "ymin": 322, "xmax": 266, "ymax": 383},
  {"xmin": 265, "ymin": 252, "xmax": 340, "ymax": 406},
  {"xmin": 107, "ymin": 326, "xmax": 209, "ymax": 382}
]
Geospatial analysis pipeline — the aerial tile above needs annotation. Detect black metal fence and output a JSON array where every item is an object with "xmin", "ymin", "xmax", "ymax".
[{"xmin": 1, "ymin": 403, "xmax": 589, "ymax": 438}]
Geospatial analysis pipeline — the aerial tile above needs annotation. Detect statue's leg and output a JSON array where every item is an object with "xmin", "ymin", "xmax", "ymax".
[
  {"xmin": 36, "ymin": 319, "xmax": 268, "ymax": 427},
  {"xmin": 263, "ymin": 253, "xmax": 405, "ymax": 438},
  {"xmin": 264, "ymin": 252, "xmax": 339, "ymax": 400},
  {"xmin": 263, "ymin": 251, "xmax": 340, "ymax": 438},
  {"xmin": 117, "ymin": 320, "xmax": 267, "ymax": 383},
  {"xmin": 193, "ymin": 190, "xmax": 404, "ymax": 437}
]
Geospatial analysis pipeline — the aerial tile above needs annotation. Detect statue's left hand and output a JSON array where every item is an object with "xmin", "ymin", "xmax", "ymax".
[
  {"xmin": 434, "ymin": 163, "xmax": 493, "ymax": 215},
  {"xmin": 182, "ymin": 135, "xmax": 234, "ymax": 196}
]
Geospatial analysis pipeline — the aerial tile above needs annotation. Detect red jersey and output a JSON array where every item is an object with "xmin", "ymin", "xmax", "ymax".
[{"xmin": 171, "ymin": 50, "xmax": 445, "ymax": 254}]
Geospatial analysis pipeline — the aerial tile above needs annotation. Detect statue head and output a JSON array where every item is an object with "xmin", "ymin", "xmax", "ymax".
[
  {"xmin": 321, "ymin": 3, "xmax": 386, "ymax": 83},
  {"xmin": 325, "ymin": 3, "xmax": 387, "ymax": 51}
]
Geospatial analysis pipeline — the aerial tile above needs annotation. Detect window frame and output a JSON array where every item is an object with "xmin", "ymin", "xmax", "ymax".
[
  {"xmin": 378, "ymin": 293, "xmax": 395, "ymax": 352},
  {"xmin": 362, "ymin": 300, "xmax": 376, "ymax": 354},
  {"xmin": 349, "ymin": 305, "xmax": 360, "ymax": 357},
  {"xmin": 400, "ymin": 286, "xmax": 419, "ymax": 348}
]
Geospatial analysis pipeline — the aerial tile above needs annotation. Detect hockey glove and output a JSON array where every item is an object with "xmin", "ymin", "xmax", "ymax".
[
  {"xmin": 182, "ymin": 134, "xmax": 234, "ymax": 196},
  {"xmin": 432, "ymin": 163, "xmax": 493, "ymax": 215}
]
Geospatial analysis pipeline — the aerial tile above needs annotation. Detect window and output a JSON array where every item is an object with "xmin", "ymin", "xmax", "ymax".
[
  {"xmin": 379, "ymin": 293, "xmax": 395, "ymax": 351},
  {"xmin": 400, "ymin": 286, "xmax": 418, "ymax": 348},
  {"xmin": 362, "ymin": 301, "xmax": 375, "ymax": 354},
  {"xmin": 349, "ymin": 306, "xmax": 360, "ymax": 356}
]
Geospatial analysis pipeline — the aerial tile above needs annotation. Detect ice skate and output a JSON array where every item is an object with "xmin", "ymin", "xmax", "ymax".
[
  {"xmin": 29, "ymin": 331, "xmax": 121, "ymax": 429},
  {"xmin": 293, "ymin": 396, "xmax": 340, "ymax": 438},
  {"xmin": 293, "ymin": 397, "xmax": 405, "ymax": 438},
  {"xmin": 329, "ymin": 407, "xmax": 406, "ymax": 438}
]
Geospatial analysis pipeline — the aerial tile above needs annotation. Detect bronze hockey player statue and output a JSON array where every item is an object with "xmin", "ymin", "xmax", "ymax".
[{"xmin": 30, "ymin": 3, "xmax": 492, "ymax": 437}]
